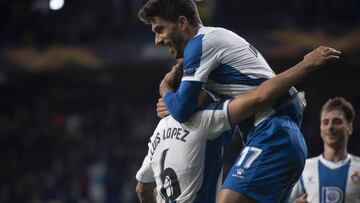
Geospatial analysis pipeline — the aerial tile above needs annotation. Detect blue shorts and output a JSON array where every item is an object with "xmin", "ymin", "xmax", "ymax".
[{"xmin": 222, "ymin": 115, "xmax": 308, "ymax": 202}]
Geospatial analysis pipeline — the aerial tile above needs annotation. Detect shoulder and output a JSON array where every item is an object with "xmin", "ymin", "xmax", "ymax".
[
  {"xmin": 200, "ymin": 26, "xmax": 247, "ymax": 46},
  {"xmin": 184, "ymin": 33, "xmax": 205, "ymax": 59},
  {"xmin": 306, "ymin": 155, "xmax": 320, "ymax": 162},
  {"xmin": 305, "ymin": 156, "xmax": 320, "ymax": 167},
  {"xmin": 189, "ymin": 100, "xmax": 229, "ymax": 122},
  {"xmin": 349, "ymin": 154, "xmax": 360, "ymax": 165},
  {"xmin": 186, "ymin": 100, "xmax": 230, "ymax": 126},
  {"xmin": 185, "ymin": 27, "xmax": 247, "ymax": 51},
  {"xmin": 300, "ymin": 156, "xmax": 320, "ymax": 176},
  {"xmin": 155, "ymin": 117, "xmax": 180, "ymax": 132},
  {"xmin": 158, "ymin": 116, "xmax": 173, "ymax": 126},
  {"xmin": 184, "ymin": 27, "xmax": 246, "ymax": 62}
]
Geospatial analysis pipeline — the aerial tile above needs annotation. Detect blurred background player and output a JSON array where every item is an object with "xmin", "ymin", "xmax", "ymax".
[
  {"xmin": 289, "ymin": 97, "xmax": 360, "ymax": 203},
  {"xmin": 135, "ymin": 46, "xmax": 341, "ymax": 203},
  {"xmin": 137, "ymin": 0, "xmax": 342, "ymax": 202}
]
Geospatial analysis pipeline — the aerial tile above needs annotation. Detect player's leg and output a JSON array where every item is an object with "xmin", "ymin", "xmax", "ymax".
[{"xmin": 218, "ymin": 189, "xmax": 258, "ymax": 203}]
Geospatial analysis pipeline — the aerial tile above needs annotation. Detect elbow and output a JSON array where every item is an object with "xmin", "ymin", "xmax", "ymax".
[
  {"xmin": 136, "ymin": 183, "xmax": 144, "ymax": 195},
  {"xmin": 135, "ymin": 182, "xmax": 156, "ymax": 203}
]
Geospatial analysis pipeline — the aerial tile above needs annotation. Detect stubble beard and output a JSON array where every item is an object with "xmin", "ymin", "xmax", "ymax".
[{"xmin": 171, "ymin": 32, "xmax": 185, "ymax": 59}]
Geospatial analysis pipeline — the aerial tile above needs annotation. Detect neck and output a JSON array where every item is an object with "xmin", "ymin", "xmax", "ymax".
[
  {"xmin": 323, "ymin": 145, "xmax": 348, "ymax": 162},
  {"xmin": 184, "ymin": 24, "xmax": 201, "ymax": 43}
]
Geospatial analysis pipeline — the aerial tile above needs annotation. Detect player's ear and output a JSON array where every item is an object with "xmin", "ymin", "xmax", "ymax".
[
  {"xmin": 347, "ymin": 123, "xmax": 353, "ymax": 136},
  {"xmin": 177, "ymin": 16, "xmax": 188, "ymax": 31}
]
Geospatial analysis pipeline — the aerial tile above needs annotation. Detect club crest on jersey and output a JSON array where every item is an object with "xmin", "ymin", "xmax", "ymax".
[
  {"xmin": 321, "ymin": 187, "xmax": 343, "ymax": 203},
  {"xmin": 351, "ymin": 171, "xmax": 360, "ymax": 184}
]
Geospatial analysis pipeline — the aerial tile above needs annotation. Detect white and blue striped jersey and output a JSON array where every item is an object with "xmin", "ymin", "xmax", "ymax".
[
  {"xmin": 289, "ymin": 154, "xmax": 360, "ymax": 203},
  {"xmin": 136, "ymin": 100, "xmax": 232, "ymax": 203},
  {"xmin": 163, "ymin": 26, "xmax": 305, "ymax": 125},
  {"xmin": 183, "ymin": 26, "xmax": 275, "ymax": 97}
]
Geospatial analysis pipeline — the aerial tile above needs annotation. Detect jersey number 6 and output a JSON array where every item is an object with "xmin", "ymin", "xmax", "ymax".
[{"xmin": 159, "ymin": 149, "xmax": 181, "ymax": 202}]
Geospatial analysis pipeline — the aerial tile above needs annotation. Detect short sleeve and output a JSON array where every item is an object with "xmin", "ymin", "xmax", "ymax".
[
  {"xmin": 135, "ymin": 149, "xmax": 155, "ymax": 183},
  {"xmin": 182, "ymin": 34, "xmax": 220, "ymax": 83},
  {"xmin": 190, "ymin": 100, "xmax": 232, "ymax": 140}
]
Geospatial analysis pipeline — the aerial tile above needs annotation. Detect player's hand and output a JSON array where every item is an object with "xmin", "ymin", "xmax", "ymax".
[
  {"xmin": 156, "ymin": 98, "xmax": 170, "ymax": 118},
  {"xmin": 302, "ymin": 46, "xmax": 341, "ymax": 72},
  {"xmin": 159, "ymin": 62, "xmax": 182, "ymax": 97},
  {"xmin": 294, "ymin": 194, "xmax": 308, "ymax": 203}
]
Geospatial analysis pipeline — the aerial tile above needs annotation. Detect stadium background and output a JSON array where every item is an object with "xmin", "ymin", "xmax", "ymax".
[{"xmin": 0, "ymin": 0, "xmax": 359, "ymax": 202}]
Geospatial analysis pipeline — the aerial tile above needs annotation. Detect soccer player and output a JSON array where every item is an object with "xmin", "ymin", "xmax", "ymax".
[
  {"xmin": 289, "ymin": 97, "xmax": 360, "ymax": 203},
  {"xmin": 137, "ymin": 1, "xmax": 341, "ymax": 202},
  {"xmin": 135, "ymin": 47, "xmax": 341, "ymax": 203}
]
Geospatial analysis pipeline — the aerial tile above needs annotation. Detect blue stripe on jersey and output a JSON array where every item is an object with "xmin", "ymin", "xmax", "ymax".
[
  {"xmin": 208, "ymin": 64, "xmax": 269, "ymax": 86},
  {"xmin": 192, "ymin": 135, "xmax": 225, "ymax": 203},
  {"xmin": 163, "ymin": 81, "xmax": 204, "ymax": 123},
  {"xmin": 183, "ymin": 34, "xmax": 204, "ymax": 76},
  {"xmin": 318, "ymin": 159, "xmax": 351, "ymax": 203},
  {"xmin": 300, "ymin": 175, "xmax": 307, "ymax": 194}
]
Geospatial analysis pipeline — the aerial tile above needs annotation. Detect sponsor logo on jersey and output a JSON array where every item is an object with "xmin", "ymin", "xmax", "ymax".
[
  {"xmin": 321, "ymin": 187, "xmax": 343, "ymax": 203},
  {"xmin": 232, "ymin": 168, "xmax": 245, "ymax": 179},
  {"xmin": 351, "ymin": 171, "xmax": 360, "ymax": 184},
  {"xmin": 231, "ymin": 162, "xmax": 247, "ymax": 179}
]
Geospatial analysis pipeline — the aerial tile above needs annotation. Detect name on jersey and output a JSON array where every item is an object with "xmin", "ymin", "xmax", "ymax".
[{"xmin": 150, "ymin": 128, "xmax": 189, "ymax": 156}]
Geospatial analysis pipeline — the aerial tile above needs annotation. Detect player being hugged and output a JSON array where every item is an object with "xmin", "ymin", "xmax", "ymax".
[{"xmin": 137, "ymin": 0, "xmax": 341, "ymax": 202}]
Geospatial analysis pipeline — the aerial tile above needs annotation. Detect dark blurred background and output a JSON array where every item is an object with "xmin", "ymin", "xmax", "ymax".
[{"xmin": 0, "ymin": 0, "xmax": 359, "ymax": 202}]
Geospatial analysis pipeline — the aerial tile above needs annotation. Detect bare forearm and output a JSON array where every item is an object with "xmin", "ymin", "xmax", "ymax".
[
  {"xmin": 254, "ymin": 61, "xmax": 308, "ymax": 108},
  {"xmin": 254, "ymin": 46, "xmax": 341, "ymax": 109},
  {"xmin": 136, "ymin": 182, "xmax": 156, "ymax": 203},
  {"xmin": 228, "ymin": 46, "xmax": 341, "ymax": 124},
  {"xmin": 228, "ymin": 61, "xmax": 308, "ymax": 124}
]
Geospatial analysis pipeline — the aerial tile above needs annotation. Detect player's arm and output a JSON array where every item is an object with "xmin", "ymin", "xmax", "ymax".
[
  {"xmin": 160, "ymin": 80, "xmax": 203, "ymax": 123},
  {"xmin": 136, "ymin": 144, "xmax": 156, "ymax": 202},
  {"xmin": 160, "ymin": 36, "xmax": 218, "ymax": 123},
  {"xmin": 289, "ymin": 179, "xmax": 307, "ymax": 203},
  {"xmin": 159, "ymin": 61, "xmax": 204, "ymax": 123},
  {"xmin": 136, "ymin": 182, "xmax": 156, "ymax": 203},
  {"xmin": 228, "ymin": 46, "xmax": 340, "ymax": 124},
  {"xmin": 157, "ymin": 90, "xmax": 212, "ymax": 118}
]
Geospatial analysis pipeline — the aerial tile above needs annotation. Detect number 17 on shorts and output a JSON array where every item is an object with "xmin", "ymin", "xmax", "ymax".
[{"xmin": 233, "ymin": 146, "xmax": 262, "ymax": 178}]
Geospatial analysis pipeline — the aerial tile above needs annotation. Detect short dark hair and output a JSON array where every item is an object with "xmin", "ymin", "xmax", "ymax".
[
  {"xmin": 138, "ymin": 0, "xmax": 201, "ymax": 26},
  {"xmin": 321, "ymin": 97, "xmax": 356, "ymax": 123}
]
